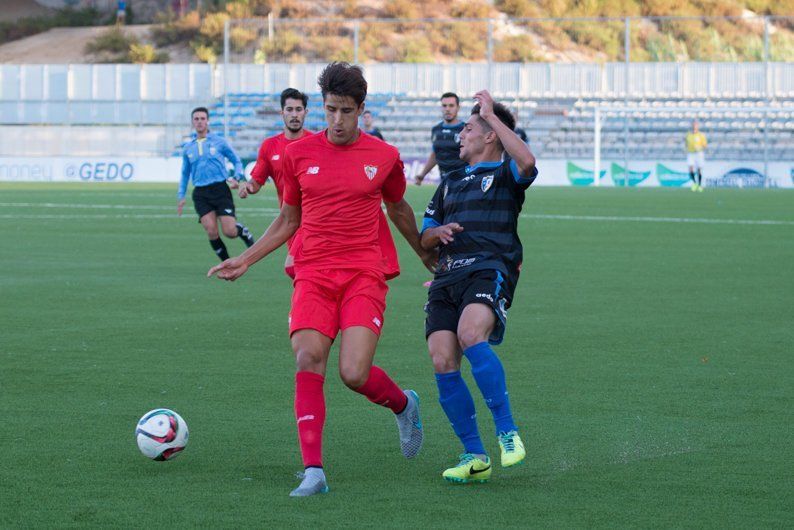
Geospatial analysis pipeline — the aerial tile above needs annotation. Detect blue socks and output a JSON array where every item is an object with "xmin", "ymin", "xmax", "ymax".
[
  {"xmin": 463, "ymin": 341, "xmax": 517, "ymax": 435},
  {"xmin": 435, "ymin": 371, "xmax": 486, "ymax": 455}
]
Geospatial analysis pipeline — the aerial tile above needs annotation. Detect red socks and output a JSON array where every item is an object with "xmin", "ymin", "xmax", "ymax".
[
  {"xmin": 295, "ymin": 371, "xmax": 326, "ymax": 468},
  {"xmin": 353, "ymin": 365, "xmax": 408, "ymax": 414},
  {"xmin": 294, "ymin": 367, "xmax": 407, "ymax": 468}
]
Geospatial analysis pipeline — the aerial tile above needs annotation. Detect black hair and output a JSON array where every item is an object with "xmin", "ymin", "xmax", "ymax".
[
  {"xmin": 191, "ymin": 106, "xmax": 209, "ymax": 118},
  {"xmin": 318, "ymin": 62, "xmax": 367, "ymax": 106},
  {"xmin": 362, "ymin": 110, "xmax": 373, "ymax": 116},
  {"xmin": 280, "ymin": 87, "xmax": 308, "ymax": 108},
  {"xmin": 471, "ymin": 101, "xmax": 516, "ymax": 132},
  {"xmin": 440, "ymin": 92, "xmax": 459, "ymax": 105}
]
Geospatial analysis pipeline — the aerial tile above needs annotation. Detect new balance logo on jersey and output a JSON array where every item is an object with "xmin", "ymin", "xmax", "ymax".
[
  {"xmin": 364, "ymin": 165, "xmax": 378, "ymax": 180},
  {"xmin": 307, "ymin": 166, "xmax": 320, "ymax": 174},
  {"xmin": 271, "ymin": 154, "xmax": 280, "ymax": 161}
]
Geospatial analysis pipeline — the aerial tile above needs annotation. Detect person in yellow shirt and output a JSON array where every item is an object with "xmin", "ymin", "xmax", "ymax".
[{"xmin": 685, "ymin": 121, "xmax": 707, "ymax": 192}]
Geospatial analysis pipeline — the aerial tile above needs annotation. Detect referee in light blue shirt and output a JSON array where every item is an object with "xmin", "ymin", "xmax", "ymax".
[{"xmin": 177, "ymin": 106, "xmax": 255, "ymax": 261}]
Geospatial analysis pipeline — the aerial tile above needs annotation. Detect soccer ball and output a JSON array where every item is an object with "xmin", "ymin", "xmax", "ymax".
[{"xmin": 135, "ymin": 408, "xmax": 189, "ymax": 461}]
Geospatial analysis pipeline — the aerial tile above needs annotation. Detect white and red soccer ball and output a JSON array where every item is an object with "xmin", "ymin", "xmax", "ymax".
[{"xmin": 135, "ymin": 408, "xmax": 188, "ymax": 461}]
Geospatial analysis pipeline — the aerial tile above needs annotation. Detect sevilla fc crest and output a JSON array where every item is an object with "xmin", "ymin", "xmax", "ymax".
[
  {"xmin": 481, "ymin": 174, "xmax": 494, "ymax": 192},
  {"xmin": 364, "ymin": 165, "xmax": 378, "ymax": 180}
]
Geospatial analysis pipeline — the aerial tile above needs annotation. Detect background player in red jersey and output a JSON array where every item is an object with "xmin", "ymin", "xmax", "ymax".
[
  {"xmin": 239, "ymin": 88, "xmax": 312, "ymax": 204},
  {"xmin": 238, "ymin": 88, "xmax": 312, "ymax": 278},
  {"xmin": 208, "ymin": 62, "xmax": 436, "ymax": 498}
]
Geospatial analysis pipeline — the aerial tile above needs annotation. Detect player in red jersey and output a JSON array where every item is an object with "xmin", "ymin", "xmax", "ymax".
[
  {"xmin": 208, "ymin": 63, "xmax": 436, "ymax": 497},
  {"xmin": 238, "ymin": 88, "xmax": 312, "ymax": 278}
]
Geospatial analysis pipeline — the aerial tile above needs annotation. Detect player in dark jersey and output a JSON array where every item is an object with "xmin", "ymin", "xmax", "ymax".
[
  {"xmin": 420, "ymin": 90, "xmax": 538, "ymax": 484},
  {"xmin": 361, "ymin": 110, "xmax": 384, "ymax": 140},
  {"xmin": 414, "ymin": 92, "xmax": 466, "ymax": 185}
]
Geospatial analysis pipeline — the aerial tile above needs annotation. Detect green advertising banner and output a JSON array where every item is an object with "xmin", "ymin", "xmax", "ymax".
[
  {"xmin": 566, "ymin": 161, "xmax": 607, "ymax": 186},
  {"xmin": 610, "ymin": 163, "xmax": 651, "ymax": 187},
  {"xmin": 656, "ymin": 163, "xmax": 691, "ymax": 187}
]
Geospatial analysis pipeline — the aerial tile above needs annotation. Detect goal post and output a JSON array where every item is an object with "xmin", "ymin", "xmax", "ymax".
[{"xmin": 592, "ymin": 105, "xmax": 792, "ymax": 188}]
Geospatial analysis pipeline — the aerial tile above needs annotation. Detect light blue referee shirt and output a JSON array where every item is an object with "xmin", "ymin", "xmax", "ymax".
[{"xmin": 178, "ymin": 132, "xmax": 244, "ymax": 200}]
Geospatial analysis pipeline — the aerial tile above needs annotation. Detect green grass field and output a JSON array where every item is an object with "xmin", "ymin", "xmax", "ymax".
[{"xmin": 1, "ymin": 183, "xmax": 792, "ymax": 528}]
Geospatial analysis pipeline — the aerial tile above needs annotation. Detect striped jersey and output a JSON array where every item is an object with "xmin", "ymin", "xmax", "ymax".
[
  {"xmin": 422, "ymin": 158, "xmax": 538, "ymax": 297},
  {"xmin": 431, "ymin": 121, "xmax": 466, "ymax": 179}
]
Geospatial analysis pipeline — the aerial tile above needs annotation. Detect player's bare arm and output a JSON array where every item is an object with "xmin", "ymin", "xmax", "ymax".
[
  {"xmin": 208, "ymin": 203, "xmax": 301, "ymax": 281},
  {"xmin": 415, "ymin": 151, "xmax": 436, "ymax": 185},
  {"xmin": 474, "ymin": 90, "xmax": 536, "ymax": 178},
  {"xmin": 420, "ymin": 223, "xmax": 463, "ymax": 250},
  {"xmin": 385, "ymin": 199, "xmax": 438, "ymax": 272},
  {"xmin": 177, "ymin": 199, "xmax": 185, "ymax": 216}
]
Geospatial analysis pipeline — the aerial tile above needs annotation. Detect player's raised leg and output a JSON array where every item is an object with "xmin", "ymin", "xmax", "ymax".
[{"xmin": 339, "ymin": 323, "xmax": 423, "ymax": 459}]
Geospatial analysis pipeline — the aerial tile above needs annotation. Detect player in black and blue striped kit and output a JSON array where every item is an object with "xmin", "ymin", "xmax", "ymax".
[
  {"xmin": 420, "ymin": 90, "xmax": 537, "ymax": 484},
  {"xmin": 414, "ymin": 92, "xmax": 467, "ymax": 185}
]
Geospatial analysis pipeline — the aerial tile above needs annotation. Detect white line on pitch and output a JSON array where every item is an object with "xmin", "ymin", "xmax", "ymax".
[
  {"xmin": 522, "ymin": 213, "xmax": 794, "ymax": 226},
  {"xmin": 0, "ymin": 202, "xmax": 792, "ymax": 226}
]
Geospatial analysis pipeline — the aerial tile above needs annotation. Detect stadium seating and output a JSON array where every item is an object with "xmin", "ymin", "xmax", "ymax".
[{"xmin": 203, "ymin": 92, "xmax": 794, "ymax": 162}]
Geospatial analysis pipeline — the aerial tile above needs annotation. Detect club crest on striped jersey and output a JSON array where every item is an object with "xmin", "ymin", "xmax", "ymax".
[
  {"xmin": 364, "ymin": 165, "xmax": 378, "ymax": 180},
  {"xmin": 481, "ymin": 174, "xmax": 494, "ymax": 192}
]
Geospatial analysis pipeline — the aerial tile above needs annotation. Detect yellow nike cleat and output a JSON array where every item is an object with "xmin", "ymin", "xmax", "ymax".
[
  {"xmin": 498, "ymin": 430, "xmax": 526, "ymax": 467},
  {"xmin": 442, "ymin": 453, "xmax": 491, "ymax": 484}
]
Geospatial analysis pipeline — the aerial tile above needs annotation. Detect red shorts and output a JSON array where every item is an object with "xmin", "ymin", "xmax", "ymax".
[{"xmin": 289, "ymin": 268, "xmax": 388, "ymax": 339}]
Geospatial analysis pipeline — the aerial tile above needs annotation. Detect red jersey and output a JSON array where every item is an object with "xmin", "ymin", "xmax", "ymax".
[
  {"xmin": 250, "ymin": 130, "xmax": 313, "ymax": 204},
  {"xmin": 282, "ymin": 130, "xmax": 405, "ymax": 276}
]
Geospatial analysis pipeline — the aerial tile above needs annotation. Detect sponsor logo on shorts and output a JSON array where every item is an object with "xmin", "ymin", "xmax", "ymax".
[
  {"xmin": 297, "ymin": 415, "xmax": 315, "ymax": 423},
  {"xmin": 425, "ymin": 207, "xmax": 435, "ymax": 215},
  {"xmin": 307, "ymin": 166, "xmax": 320, "ymax": 174},
  {"xmin": 475, "ymin": 292, "xmax": 494, "ymax": 303},
  {"xmin": 372, "ymin": 317, "xmax": 382, "ymax": 328},
  {"xmin": 224, "ymin": 208, "xmax": 232, "ymax": 214}
]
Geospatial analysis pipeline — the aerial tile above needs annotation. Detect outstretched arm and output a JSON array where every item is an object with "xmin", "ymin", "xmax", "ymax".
[
  {"xmin": 207, "ymin": 203, "xmax": 301, "ymax": 281},
  {"xmin": 385, "ymin": 199, "xmax": 437, "ymax": 273},
  {"xmin": 475, "ymin": 90, "xmax": 536, "ymax": 178},
  {"xmin": 415, "ymin": 151, "xmax": 437, "ymax": 185}
]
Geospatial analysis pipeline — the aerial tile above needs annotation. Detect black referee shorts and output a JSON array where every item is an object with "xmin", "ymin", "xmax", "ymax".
[
  {"xmin": 192, "ymin": 181, "xmax": 236, "ymax": 220},
  {"xmin": 424, "ymin": 269, "xmax": 512, "ymax": 346}
]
